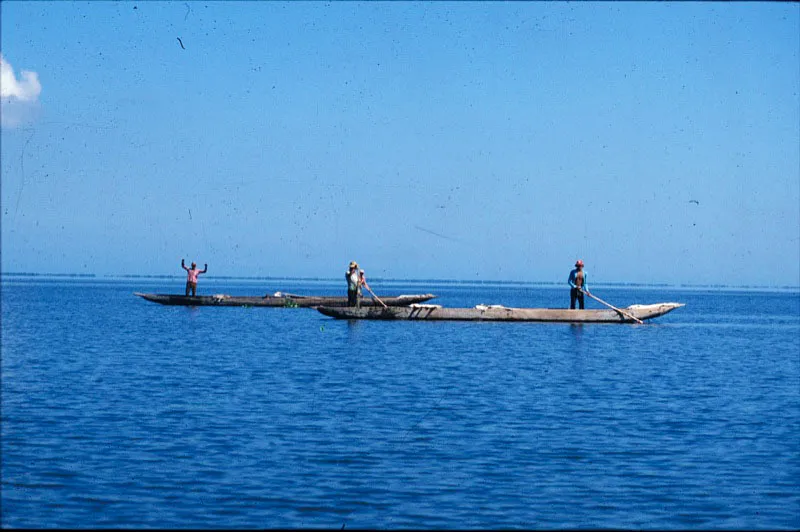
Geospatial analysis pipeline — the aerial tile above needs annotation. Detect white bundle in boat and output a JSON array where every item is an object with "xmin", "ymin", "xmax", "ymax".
[{"xmin": 474, "ymin": 304, "xmax": 507, "ymax": 310}]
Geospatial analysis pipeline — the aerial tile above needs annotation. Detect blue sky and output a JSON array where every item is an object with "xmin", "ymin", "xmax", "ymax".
[{"xmin": 1, "ymin": 1, "xmax": 798, "ymax": 286}]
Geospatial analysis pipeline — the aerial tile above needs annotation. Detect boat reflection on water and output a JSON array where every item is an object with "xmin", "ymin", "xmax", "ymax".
[{"xmin": 569, "ymin": 322, "xmax": 585, "ymax": 334}]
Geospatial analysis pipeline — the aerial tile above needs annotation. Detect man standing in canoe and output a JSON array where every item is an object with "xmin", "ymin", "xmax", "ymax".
[
  {"xmin": 346, "ymin": 261, "xmax": 363, "ymax": 307},
  {"xmin": 568, "ymin": 259, "xmax": 590, "ymax": 309},
  {"xmin": 182, "ymin": 259, "xmax": 207, "ymax": 296}
]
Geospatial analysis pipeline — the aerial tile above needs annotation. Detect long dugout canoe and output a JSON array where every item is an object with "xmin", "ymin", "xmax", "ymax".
[
  {"xmin": 134, "ymin": 292, "xmax": 436, "ymax": 308},
  {"xmin": 316, "ymin": 302, "xmax": 685, "ymax": 323}
]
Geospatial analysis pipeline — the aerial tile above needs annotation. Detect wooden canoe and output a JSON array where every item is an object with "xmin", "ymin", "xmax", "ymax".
[
  {"xmin": 134, "ymin": 292, "xmax": 436, "ymax": 308},
  {"xmin": 316, "ymin": 302, "xmax": 684, "ymax": 323}
]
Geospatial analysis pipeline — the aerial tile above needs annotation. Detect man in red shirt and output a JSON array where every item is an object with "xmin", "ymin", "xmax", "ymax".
[{"xmin": 181, "ymin": 259, "xmax": 208, "ymax": 296}]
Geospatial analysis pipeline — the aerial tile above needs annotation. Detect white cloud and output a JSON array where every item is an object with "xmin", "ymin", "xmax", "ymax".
[
  {"xmin": 1, "ymin": 54, "xmax": 42, "ymax": 128},
  {"xmin": 1, "ymin": 54, "xmax": 41, "ymax": 102}
]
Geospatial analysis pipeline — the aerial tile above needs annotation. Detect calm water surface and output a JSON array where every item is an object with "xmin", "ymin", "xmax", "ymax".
[{"xmin": 2, "ymin": 278, "xmax": 798, "ymax": 528}]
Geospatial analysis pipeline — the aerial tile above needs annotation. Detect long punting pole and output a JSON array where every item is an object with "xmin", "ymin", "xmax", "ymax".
[{"xmin": 585, "ymin": 291, "xmax": 644, "ymax": 324}]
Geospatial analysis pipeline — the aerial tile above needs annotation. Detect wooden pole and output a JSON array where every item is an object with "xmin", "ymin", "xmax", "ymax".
[
  {"xmin": 363, "ymin": 282, "xmax": 388, "ymax": 308},
  {"xmin": 585, "ymin": 291, "xmax": 644, "ymax": 324}
]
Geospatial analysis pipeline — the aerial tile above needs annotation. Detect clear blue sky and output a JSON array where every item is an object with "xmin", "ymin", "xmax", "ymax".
[{"xmin": 2, "ymin": 1, "xmax": 798, "ymax": 286}]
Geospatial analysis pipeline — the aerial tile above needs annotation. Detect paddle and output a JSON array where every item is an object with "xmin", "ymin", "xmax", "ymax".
[
  {"xmin": 362, "ymin": 281, "xmax": 388, "ymax": 308},
  {"xmin": 583, "ymin": 290, "xmax": 644, "ymax": 324}
]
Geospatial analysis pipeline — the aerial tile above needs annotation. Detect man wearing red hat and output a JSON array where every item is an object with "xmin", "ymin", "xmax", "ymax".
[{"xmin": 568, "ymin": 259, "xmax": 590, "ymax": 309}]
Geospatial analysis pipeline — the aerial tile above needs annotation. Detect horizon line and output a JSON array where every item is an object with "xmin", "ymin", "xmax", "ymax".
[{"xmin": 1, "ymin": 272, "xmax": 798, "ymax": 291}]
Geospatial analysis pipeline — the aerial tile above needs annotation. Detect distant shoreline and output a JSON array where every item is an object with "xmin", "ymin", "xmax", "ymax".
[{"xmin": 1, "ymin": 272, "xmax": 798, "ymax": 292}]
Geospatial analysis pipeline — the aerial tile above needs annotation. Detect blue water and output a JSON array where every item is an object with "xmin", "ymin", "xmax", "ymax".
[{"xmin": 2, "ymin": 278, "xmax": 799, "ymax": 529}]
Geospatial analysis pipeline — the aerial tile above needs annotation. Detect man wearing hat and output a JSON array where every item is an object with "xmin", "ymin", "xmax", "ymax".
[
  {"xmin": 346, "ymin": 261, "xmax": 363, "ymax": 307},
  {"xmin": 568, "ymin": 260, "xmax": 589, "ymax": 309}
]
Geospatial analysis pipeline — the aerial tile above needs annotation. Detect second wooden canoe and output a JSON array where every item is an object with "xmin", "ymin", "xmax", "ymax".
[{"xmin": 316, "ymin": 302, "xmax": 684, "ymax": 323}]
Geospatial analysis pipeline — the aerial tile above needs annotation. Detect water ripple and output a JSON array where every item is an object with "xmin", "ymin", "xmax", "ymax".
[{"xmin": 2, "ymin": 281, "xmax": 798, "ymax": 528}]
